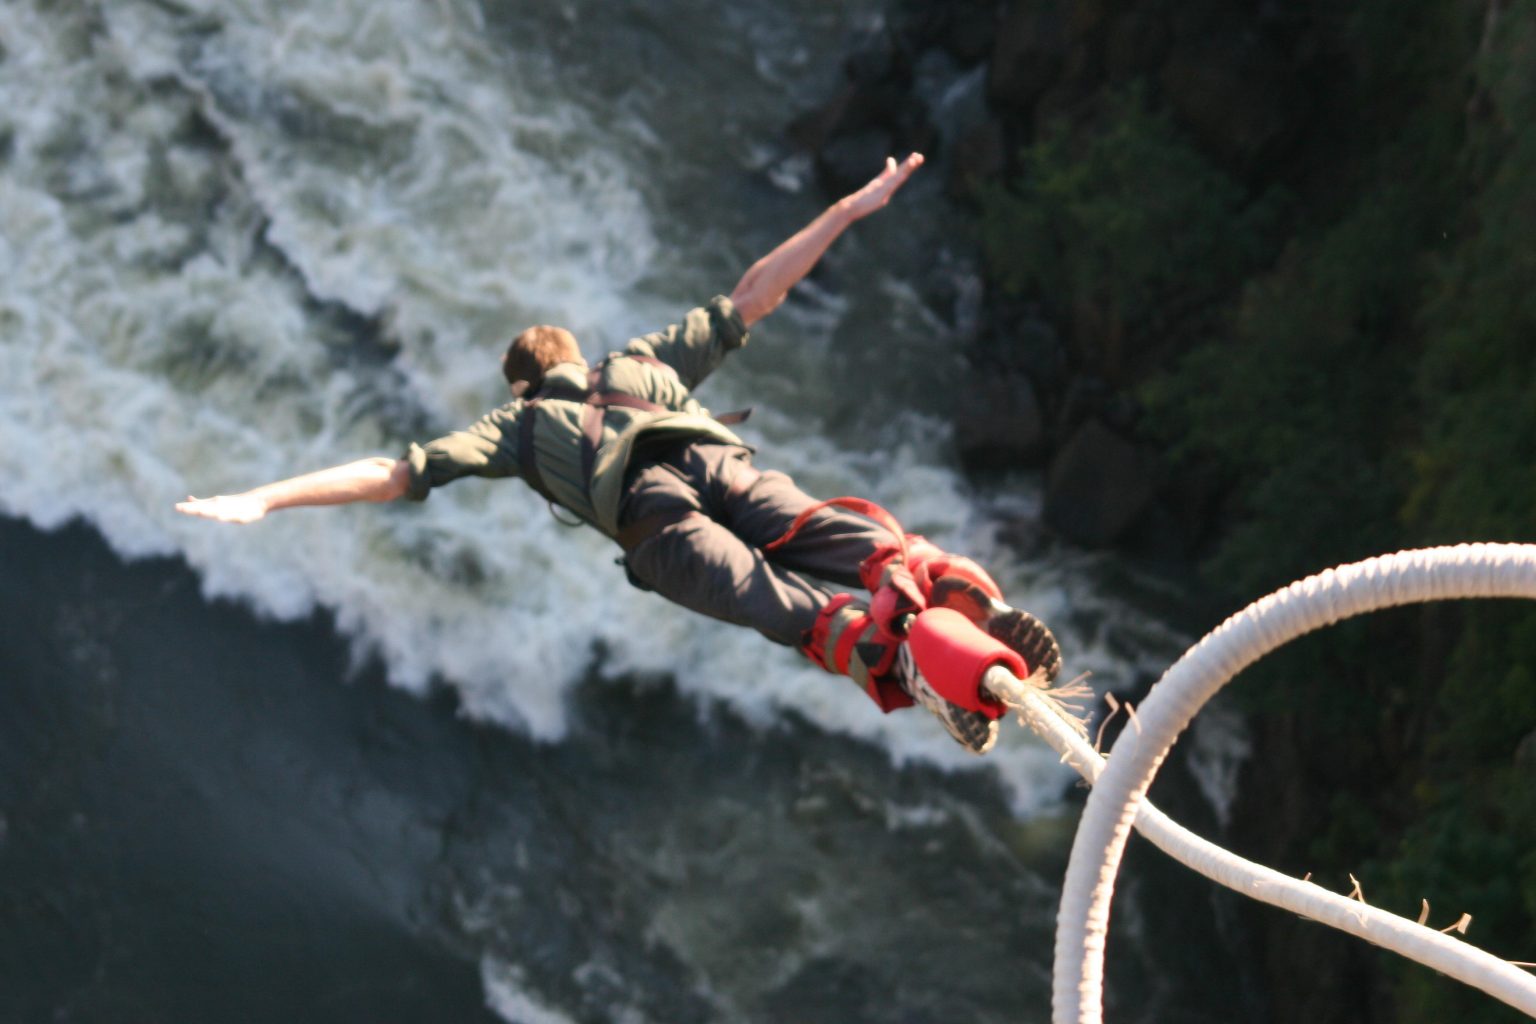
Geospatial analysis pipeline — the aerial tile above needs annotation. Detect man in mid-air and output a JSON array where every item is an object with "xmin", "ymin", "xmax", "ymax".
[{"xmin": 177, "ymin": 155, "xmax": 1059, "ymax": 753}]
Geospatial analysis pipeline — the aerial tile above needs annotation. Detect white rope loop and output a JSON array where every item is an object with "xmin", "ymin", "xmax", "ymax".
[
  {"xmin": 1044, "ymin": 544, "xmax": 1536, "ymax": 1024},
  {"xmin": 985, "ymin": 670, "xmax": 1536, "ymax": 1023}
]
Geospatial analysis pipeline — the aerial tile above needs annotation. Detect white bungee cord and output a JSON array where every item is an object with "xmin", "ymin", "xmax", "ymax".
[{"xmin": 980, "ymin": 544, "xmax": 1536, "ymax": 1022}]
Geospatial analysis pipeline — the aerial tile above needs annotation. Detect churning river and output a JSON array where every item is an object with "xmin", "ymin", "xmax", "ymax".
[{"xmin": 0, "ymin": 2, "xmax": 1257, "ymax": 1021}]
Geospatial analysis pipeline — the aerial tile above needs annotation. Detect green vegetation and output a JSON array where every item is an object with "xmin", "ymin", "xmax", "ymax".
[
  {"xmin": 979, "ymin": 2, "xmax": 1536, "ymax": 1018},
  {"xmin": 979, "ymin": 89, "xmax": 1282, "ymax": 385}
]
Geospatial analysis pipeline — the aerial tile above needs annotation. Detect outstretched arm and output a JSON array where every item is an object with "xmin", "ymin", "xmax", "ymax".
[
  {"xmin": 176, "ymin": 457, "xmax": 411, "ymax": 524},
  {"xmin": 728, "ymin": 153, "xmax": 924, "ymax": 328}
]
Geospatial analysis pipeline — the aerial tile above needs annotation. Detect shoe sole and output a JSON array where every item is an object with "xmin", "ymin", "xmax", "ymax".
[
  {"xmin": 982, "ymin": 601, "xmax": 1062, "ymax": 685},
  {"xmin": 928, "ymin": 577, "xmax": 1063, "ymax": 685},
  {"xmin": 895, "ymin": 645, "xmax": 999, "ymax": 755}
]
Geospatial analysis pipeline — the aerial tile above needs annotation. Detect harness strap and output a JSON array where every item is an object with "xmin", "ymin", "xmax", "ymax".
[
  {"xmin": 578, "ymin": 362, "xmax": 671, "ymax": 483},
  {"xmin": 764, "ymin": 496, "xmax": 908, "ymax": 557},
  {"xmin": 519, "ymin": 353, "xmax": 752, "ymax": 523}
]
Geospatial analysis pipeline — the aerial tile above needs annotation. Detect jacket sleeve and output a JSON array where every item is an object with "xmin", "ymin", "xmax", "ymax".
[
  {"xmin": 402, "ymin": 403, "xmax": 523, "ymax": 501},
  {"xmin": 622, "ymin": 295, "xmax": 749, "ymax": 390}
]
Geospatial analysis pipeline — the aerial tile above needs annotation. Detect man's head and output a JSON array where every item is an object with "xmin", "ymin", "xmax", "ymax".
[{"xmin": 502, "ymin": 325, "xmax": 584, "ymax": 397}]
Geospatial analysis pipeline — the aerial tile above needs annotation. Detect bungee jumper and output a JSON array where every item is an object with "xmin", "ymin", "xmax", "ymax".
[{"xmin": 176, "ymin": 154, "xmax": 1061, "ymax": 753}]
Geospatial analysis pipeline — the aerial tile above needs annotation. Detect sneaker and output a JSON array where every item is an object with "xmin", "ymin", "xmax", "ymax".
[
  {"xmin": 890, "ymin": 642, "xmax": 1000, "ymax": 755},
  {"xmin": 928, "ymin": 576, "xmax": 1063, "ymax": 686}
]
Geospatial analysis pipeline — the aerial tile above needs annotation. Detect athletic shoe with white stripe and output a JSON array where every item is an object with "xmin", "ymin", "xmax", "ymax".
[{"xmin": 890, "ymin": 641, "xmax": 1000, "ymax": 755}]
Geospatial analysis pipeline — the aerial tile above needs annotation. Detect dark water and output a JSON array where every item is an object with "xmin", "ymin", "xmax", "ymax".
[
  {"xmin": 0, "ymin": 516, "xmax": 1262, "ymax": 1023},
  {"xmin": 0, "ymin": 0, "xmax": 1266, "ymax": 1019},
  {"xmin": 0, "ymin": 517, "xmax": 498, "ymax": 1022}
]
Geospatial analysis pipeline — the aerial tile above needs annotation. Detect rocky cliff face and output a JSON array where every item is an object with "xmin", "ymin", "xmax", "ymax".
[
  {"xmin": 789, "ymin": 0, "xmax": 1338, "ymax": 554},
  {"xmin": 789, "ymin": 4, "xmax": 1530, "ymax": 1022}
]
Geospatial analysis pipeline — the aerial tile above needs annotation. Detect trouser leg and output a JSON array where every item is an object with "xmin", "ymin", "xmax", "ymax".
[
  {"xmin": 617, "ymin": 443, "xmax": 913, "ymax": 710},
  {"xmin": 622, "ymin": 509, "xmax": 911, "ymax": 710},
  {"xmin": 620, "ymin": 506, "xmax": 833, "ymax": 646},
  {"xmin": 698, "ymin": 448, "xmax": 891, "ymax": 589},
  {"xmin": 619, "ymin": 445, "xmax": 848, "ymax": 645},
  {"xmin": 619, "ymin": 444, "xmax": 892, "ymax": 636}
]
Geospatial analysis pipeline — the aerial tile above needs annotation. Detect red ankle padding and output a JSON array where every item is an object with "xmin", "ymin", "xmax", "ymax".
[
  {"xmin": 859, "ymin": 535, "xmax": 1003, "ymax": 603},
  {"xmin": 800, "ymin": 596, "xmax": 914, "ymax": 713},
  {"xmin": 905, "ymin": 607, "xmax": 1024, "ymax": 720},
  {"xmin": 800, "ymin": 593, "xmax": 856, "ymax": 672}
]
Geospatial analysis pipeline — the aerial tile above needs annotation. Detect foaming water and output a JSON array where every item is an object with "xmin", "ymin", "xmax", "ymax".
[
  {"xmin": 0, "ymin": 0, "xmax": 1185, "ymax": 816},
  {"xmin": 482, "ymin": 962, "xmax": 583, "ymax": 1024}
]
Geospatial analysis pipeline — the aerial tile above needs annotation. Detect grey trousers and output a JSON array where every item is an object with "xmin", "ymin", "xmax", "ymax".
[{"xmin": 618, "ymin": 443, "xmax": 890, "ymax": 647}]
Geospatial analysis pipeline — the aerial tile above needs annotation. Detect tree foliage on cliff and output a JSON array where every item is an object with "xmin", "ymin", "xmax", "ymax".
[
  {"xmin": 978, "ymin": 89, "xmax": 1281, "ymax": 384},
  {"xmin": 979, "ymin": 2, "xmax": 1536, "ymax": 1019}
]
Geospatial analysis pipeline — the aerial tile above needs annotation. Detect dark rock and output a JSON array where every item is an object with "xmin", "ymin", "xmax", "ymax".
[
  {"xmin": 1104, "ymin": 7, "xmax": 1170, "ymax": 83},
  {"xmin": 787, "ymin": 85, "xmax": 858, "ymax": 154},
  {"xmin": 1043, "ymin": 417, "xmax": 1155, "ymax": 545},
  {"xmin": 1064, "ymin": 0, "xmax": 1115, "ymax": 42},
  {"xmin": 893, "ymin": 0, "xmax": 998, "ymax": 67},
  {"xmin": 948, "ymin": 117, "xmax": 1007, "ymax": 198},
  {"xmin": 987, "ymin": 0, "xmax": 1068, "ymax": 112},
  {"xmin": 789, "ymin": 72, "xmax": 924, "ymax": 172},
  {"xmin": 1129, "ymin": 462, "xmax": 1226, "ymax": 561},
  {"xmin": 1036, "ymin": 36, "xmax": 1104, "ymax": 128},
  {"xmin": 891, "ymin": 100, "xmax": 938, "ymax": 156},
  {"xmin": 954, "ymin": 369, "xmax": 1047, "ymax": 471},
  {"xmin": 855, "ymin": 77, "xmax": 915, "ymax": 135},
  {"xmin": 1066, "ymin": 287, "xmax": 1147, "ymax": 387},
  {"xmin": 815, "ymin": 129, "xmax": 896, "ymax": 196},
  {"xmin": 941, "ymin": 0, "xmax": 1002, "ymax": 66},
  {"xmin": 1097, "ymin": 390, "xmax": 1140, "ymax": 433},
  {"xmin": 1518, "ymin": 730, "xmax": 1536, "ymax": 768},
  {"xmin": 1006, "ymin": 310, "xmax": 1070, "ymax": 409},
  {"xmin": 1158, "ymin": 21, "xmax": 1301, "ymax": 172},
  {"xmin": 1055, "ymin": 373, "xmax": 1112, "ymax": 438},
  {"xmin": 844, "ymin": 32, "xmax": 899, "ymax": 84}
]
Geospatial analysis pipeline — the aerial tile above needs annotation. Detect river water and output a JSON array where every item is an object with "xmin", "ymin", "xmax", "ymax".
[{"xmin": 0, "ymin": 1, "xmax": 1257, "ymax": 1021}]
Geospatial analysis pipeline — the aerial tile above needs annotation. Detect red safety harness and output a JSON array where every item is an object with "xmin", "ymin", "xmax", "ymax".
[
  {"xmin": 770, "ymin": 497, "xmax": 1016, "ymax": 716},
  {"xmin": 767, "ymin": 496, "xmax": 1004, "ymax": 642}
]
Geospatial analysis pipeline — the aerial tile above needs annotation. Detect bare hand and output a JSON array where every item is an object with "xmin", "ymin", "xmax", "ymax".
[
  {"xmin": 841, "ymin": 153, "xmax": 925, "ymax": 220},
  {"xmin": 175, "ymin": 493, "xmax": 268, "ymax": 524}
]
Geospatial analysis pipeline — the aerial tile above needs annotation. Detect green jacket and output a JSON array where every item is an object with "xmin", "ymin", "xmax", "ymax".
[{"xmin": 403, "ymin": 296, "xmax": 749, "ymax": 538}]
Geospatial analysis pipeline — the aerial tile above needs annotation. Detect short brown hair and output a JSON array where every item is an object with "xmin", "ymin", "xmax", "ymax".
[{"xmin": 502, "ymin": 325, "xmax": 581, "ymax": 395}]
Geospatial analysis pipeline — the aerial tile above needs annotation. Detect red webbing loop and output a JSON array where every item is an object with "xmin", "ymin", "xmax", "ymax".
[{"xmin": 763, "ymin": 497, "xmax": 908, "ymax": 558}]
